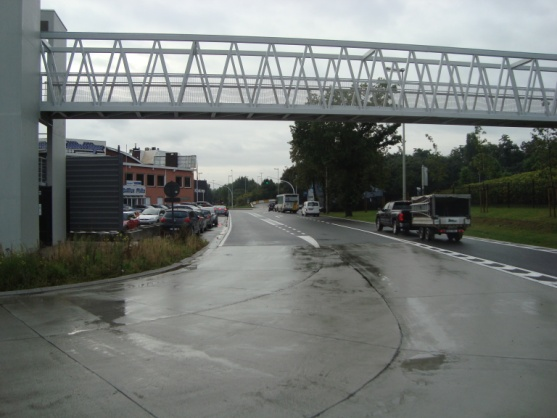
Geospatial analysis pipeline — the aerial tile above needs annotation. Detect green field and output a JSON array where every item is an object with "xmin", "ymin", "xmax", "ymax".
[{"xmin": 328, "ymin": 206, "xmax": 557, "ymax": 249}]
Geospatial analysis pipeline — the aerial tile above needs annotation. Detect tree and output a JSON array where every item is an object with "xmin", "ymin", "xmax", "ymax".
[
  {"xmin": 522, "ymin": 128, "xmax": 557, "ymax": 216},
  {"xmin": 289, "ymin": 81, "xmax": 401, "ymax": 216},
  {"xmin": 497, "ymin": 134, "xmax": 524, "ymax": 175}
]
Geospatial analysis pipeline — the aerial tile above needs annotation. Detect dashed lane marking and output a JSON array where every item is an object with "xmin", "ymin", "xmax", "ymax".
[
  {"xmin": 299, "ymin": 215, "xmax": 557, "ymax": 289},
  {"xmin": 249, "ymin": 212, "xmax": 317, "ymax": 247}
]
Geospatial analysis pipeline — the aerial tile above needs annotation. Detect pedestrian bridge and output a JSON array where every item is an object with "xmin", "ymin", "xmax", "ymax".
[{"xmin": 40, "ymin": 33, "xmax": 557, "ymax": 127}]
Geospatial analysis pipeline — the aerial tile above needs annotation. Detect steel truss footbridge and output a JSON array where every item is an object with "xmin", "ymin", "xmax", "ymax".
[{"xmin": 40, "ymin": 33, "xmax": 557, "ymax": 128}]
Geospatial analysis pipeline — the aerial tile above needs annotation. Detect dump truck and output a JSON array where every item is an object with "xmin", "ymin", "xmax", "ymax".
[{"xmin": 410, "ymin": 194, "xmax": 471, "ymax": 242}]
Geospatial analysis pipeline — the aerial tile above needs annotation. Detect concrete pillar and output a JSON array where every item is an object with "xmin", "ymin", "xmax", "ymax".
[
  {"xmin": 0, "ymin": 0, "xmax": 41, "ymax": 251},
  {"xmin": 41, "ymin": 10, "xmax": 67, "ymax": 245}
]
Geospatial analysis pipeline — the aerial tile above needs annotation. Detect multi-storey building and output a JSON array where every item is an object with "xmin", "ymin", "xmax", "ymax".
[{"xmin": 107, "ymin": 146, "xmax": 197, "ymax": 207}]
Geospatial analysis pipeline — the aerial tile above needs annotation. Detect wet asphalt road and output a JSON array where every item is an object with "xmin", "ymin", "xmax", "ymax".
[{"xmin": 1, "ymin": 207, "xmax": 556, "ymax": 417}]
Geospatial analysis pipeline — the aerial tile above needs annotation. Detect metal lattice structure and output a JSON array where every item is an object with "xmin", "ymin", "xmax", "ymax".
[{"xmin": 40, "ymin": 32, "xmax": 557, "ymax": 127}]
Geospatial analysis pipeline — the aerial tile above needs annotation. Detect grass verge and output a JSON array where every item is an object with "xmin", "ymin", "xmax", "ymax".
[
  {"xmin": 0, "ymin": 232, "xmax": 207, "ymax": 292},
  {"xmin": 327, "ymin": 206, "xmax": 557, "ymax": 249}
]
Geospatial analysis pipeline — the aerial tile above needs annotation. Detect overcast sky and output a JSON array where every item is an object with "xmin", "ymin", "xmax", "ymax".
[{"xmin": 40, "ymin": 0, "xmax": 557, "ymax": 187}]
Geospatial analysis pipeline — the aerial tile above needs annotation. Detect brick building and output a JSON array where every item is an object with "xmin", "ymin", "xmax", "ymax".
[{"xmin": 107, "ymin": 146, "xmax": 197, "ymax": 207}]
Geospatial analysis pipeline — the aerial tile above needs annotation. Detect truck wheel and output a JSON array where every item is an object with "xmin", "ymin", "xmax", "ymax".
[
  {"xmin": 426, "ymin": 228, "xmax": 435, "ymax": 241},
  {"xmin": 376, "ymin": 219, "xmax": 383, "ymax": 231},
  {"xmin": 419, "ymin": 227, "xmax": 426, "ymax": 240},
  {"xmin": 454, "ymin": 232, "xmax": 463, "ymax": 242},
  {"xmin": 393, "ymin": 221, "xmax": 400, "ymax": 235}
]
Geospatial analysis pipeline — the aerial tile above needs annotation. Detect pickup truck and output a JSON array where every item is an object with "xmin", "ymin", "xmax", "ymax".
[{"xmin": 375, "ymin": 200, "xmax": 412, "ymax": 234}]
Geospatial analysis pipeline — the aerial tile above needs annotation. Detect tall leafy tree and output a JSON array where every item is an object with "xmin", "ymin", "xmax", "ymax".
[
  {"xmin": 289, "ymin": 82, "xmax": 401, "ymax": 216},
  {"xmin": 522, "ymin": 127, "xmax": 557, "ymax": 215}
]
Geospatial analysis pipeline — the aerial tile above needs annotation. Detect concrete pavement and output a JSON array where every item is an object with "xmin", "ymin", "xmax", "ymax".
[{"xmin": 0, "ymin": 216, "xmax": 400, "ymax": 417}]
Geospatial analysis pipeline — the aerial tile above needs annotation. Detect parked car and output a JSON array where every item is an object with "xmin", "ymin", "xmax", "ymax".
[
  {"xmin": 301, "ymin": 200, "xmax": 321, "ymax": 217},
  {"xmin": 137, "ymin": 207, "xmax": 166, "ymax": 225},
  {"xmin": 199, "ymin": 209, "xmax": 212, "ymax": 232},
  {"xmin": 123, "ymin": 212, "xmax": 140, "ymax": 230},
  {"xmin": 203, "ymin": 206, "xmax": 219, "ymax": 227},
  {"xmin": 160, "ymin": 209, "xmax": 202, "ymax": 235},
  {"xmin": 214, "ymin": 205, "xmax": 229, "ymax": 217}
]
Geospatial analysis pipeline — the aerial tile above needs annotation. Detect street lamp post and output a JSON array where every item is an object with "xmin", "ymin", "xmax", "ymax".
[
  {"xmin": 274, "ymin": 168, "xmax": 279, "ymax": 195},
  {"xmin": 402, "ymin": 123, "xmax": 406, "ymax": 200},
  {"xmin": 196, "ymin": 172, "xmax": 202, "ymax": 202},
  {"xmin": 230, "ymin": 170, "xmax": 234, "ymax": 209}
]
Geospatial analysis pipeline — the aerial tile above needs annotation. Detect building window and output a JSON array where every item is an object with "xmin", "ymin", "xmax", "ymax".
[
  {"xmin": 175, "ymin": 176, "xmax": 182, "ymax": 187},
  {"xmin": 184, "ymin": 177, "xmax": 191, "ymax": 188},
  {"xmin": 125, "ymin": 172, "xmax": 133, "ymax": 182},
  {"xmin": 147, "ymin": 174, "xmax": 155, "ymax": 186},
  {"xmin": 136, "ymin": 174, "xmax": 144, "ymax": 185},
  {"xmin": 157, "ymin": 175, "xmax": 165, "ymax": 186}
]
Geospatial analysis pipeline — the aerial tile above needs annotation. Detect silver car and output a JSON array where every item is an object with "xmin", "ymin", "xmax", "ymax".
[{"xmin": 137, "ymin": 206, "xmax": 165, "ymax": 224}]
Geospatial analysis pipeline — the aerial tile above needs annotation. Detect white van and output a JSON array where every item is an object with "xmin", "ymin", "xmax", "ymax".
[{"xmin": 301, "ymin": 200, "xmax": 321, "ymax": 217}]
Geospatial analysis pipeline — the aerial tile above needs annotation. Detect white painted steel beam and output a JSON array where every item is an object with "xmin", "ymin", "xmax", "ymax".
[{"xmin": 40, "ymin": 33, "xmax": 557, "ymax": 127}]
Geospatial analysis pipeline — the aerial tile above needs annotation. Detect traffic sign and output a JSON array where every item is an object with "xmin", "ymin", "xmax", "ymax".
[{"xmin": 164, "ymin": 181, "xmax": 180, "ymax": 197}]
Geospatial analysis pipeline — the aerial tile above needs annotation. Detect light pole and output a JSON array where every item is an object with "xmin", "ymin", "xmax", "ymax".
[
  {"xmin": 198, "ymin": 172, "xmax": 203, "ymax": 202},
  {"xmin": 274, "ymin": 168, "xmax": 279, "ymax": 195},
  {"xmin": 196, "ymin": 167, "xmax": 201, "ymax": 202},
  {"xmin": 230, "ymin": 170, "xmax": 234, "ymax": 208},
  {"xmin": 397, "ymin": 68, "xmax": 407, "ymax": 200},
  {"xmin": 402, "ymin": 123, "xmax": 407, "ymax": 199}
]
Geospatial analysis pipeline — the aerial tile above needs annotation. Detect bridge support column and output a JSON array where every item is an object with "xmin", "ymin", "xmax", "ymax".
[
  {"xmin": 0, "ymin": 0, "xmax": 41, "ymax": 251},
  {"xmin": 41, "ymin": 11, "xmax": 67, "ymax": 246}
]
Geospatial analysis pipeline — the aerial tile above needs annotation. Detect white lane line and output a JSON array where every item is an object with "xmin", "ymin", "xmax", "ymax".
[
  {"xmin": 249, "ymin": 212, "xmax": 318, "ymax": 247},
  {"xmin": 298, "ymin": 235, "xmax": 320, "ymax": 248},
  {"xmin": 310, "ymin": 217, "xmax": 557, "ymax": 289}
]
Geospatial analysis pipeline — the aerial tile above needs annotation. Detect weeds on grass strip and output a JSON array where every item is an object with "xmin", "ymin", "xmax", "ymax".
[{"xmin": 0, "ymin": 233, "xmax": 207, "ymax": 292}]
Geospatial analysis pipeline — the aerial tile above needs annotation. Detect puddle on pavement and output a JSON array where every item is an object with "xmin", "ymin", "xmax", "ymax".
[{"xmin": 401, "ymin": 353, "xmax": 447, "ymax": 372}]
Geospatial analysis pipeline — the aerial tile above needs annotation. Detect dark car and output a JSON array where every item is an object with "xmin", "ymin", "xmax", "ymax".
[
  {"xmin": 160, "ymin": 209, "xmax": 202, "ymax": 235},
  {"xmin": 268, "ymin": 202, "xmax": 275, "ymax": 211},
  {"xmin": 214, "ymin": 205, "xmax": 229, "ymax": 217}
]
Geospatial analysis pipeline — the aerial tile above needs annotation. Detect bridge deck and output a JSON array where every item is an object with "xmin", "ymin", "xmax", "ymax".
[{"xmin": 40, "ymin": 33, "xmax": 557, "ymax": 127}]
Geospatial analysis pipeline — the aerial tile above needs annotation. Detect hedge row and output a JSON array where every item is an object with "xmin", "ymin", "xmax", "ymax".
[{"xmin": 445, "ymin": 171, "xmax": 556, "ymax": 208}]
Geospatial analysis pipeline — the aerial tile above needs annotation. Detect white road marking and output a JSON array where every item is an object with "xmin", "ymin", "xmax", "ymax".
[
  {"xmin": 249, "ymin": 212, "xmax": 318, "ymax": 247},
  {"xmin": 308, "ymin": 216, "xmax": 557, "ymax": 289}
]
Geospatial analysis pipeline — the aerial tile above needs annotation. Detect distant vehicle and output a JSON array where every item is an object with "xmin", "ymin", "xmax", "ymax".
[
  {"xmin": 160, "ymin": 209, "xmax": 202, "ymax": 235},
  {"xmin": 123, "ymin": 212, "xmax": 140, "ymax": 231},
  {"xmin": 137, "ymin": 207, "xmax": 165, "ymax": 225},
  {"xmin": 275, "ymin": 194, "xmax": 299, "ymax": 213},
  {"xmin": 300, "ymin": 200, "xmax": 320, "ymax": 217},
  {"xmin": 268, "ymin": 202, "xmax": 275, "ymax": 211},
  {"xmin": 214, "ymin": 205, "xmax": 228, "ymax": 217},
  {"xmin": 199, "ymin": 209, "xmax": 212, "ymax": 232},
  {"xmin": 376, "ymin": 200, "xmax": 412, "ymax": 234},
  {"xmin": 196, "ymin": 201, "xmax": 213, "ymax": 207},
  {"xmin": 133, "ymin": 204, "xmax": 149, "ymax": 212},
  {"xmin": 203, "ymin": 206, "xmax": 219, "ymax": 227}
]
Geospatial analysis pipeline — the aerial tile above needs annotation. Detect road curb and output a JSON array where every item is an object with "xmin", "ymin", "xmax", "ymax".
[{"xmin": 0, "ymin": 221, "xmax": 229, "ymax": 298}]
